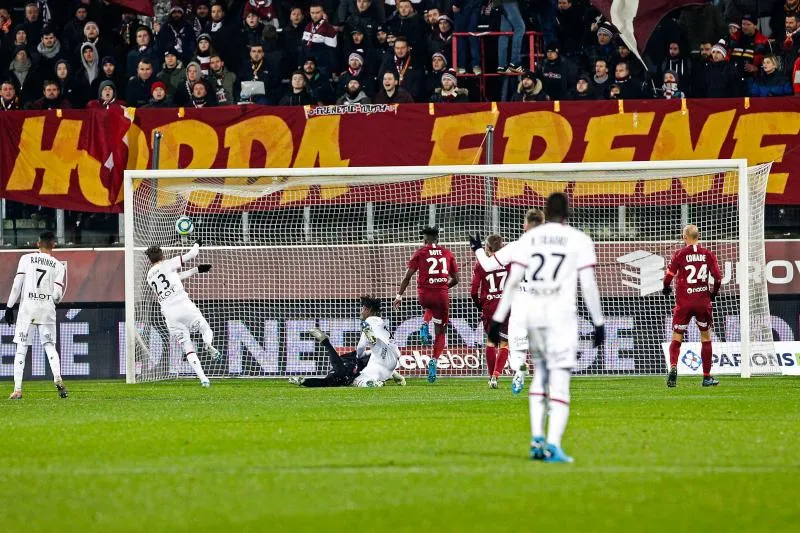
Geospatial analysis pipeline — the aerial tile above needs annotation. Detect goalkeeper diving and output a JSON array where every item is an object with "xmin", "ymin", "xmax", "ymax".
[
  {"xmin": 290, "ymin": 296, "xmax": 406, "ymax": 388},
  {"xmin": 145, "ymin": 242, "xmax": 220, "ymax": 387}
]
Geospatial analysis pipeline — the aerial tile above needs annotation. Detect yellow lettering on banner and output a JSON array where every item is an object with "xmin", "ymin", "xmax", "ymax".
[
  {"xmin": 221, "ymin": 117, "xmax": 294, "ymax": 208},
  {"xmin": 285, "ymin": 115, "xmax": 350, "ymax": 203},
  {"xmin": 155, "ymin": 120, "xmax": 219, "ymax": 208},
  {"xmin": 649, "ymin": 110, "xmax": 737, "ymax": 196},
  {"xmin": 498, "ymin": 111, "xmax": 572, "ymax": 199},
  {"xmin": 578, "ymin": 112, "xmax": 655, "ymax": 196},
  {"xmin": 426, "ymin": 111, "xmax": 498, "ymax": 198},
  {"xmin": 7, "ymin": 117, "xmax": 112, "ymax": 206},
  {"xmin": 732, "ymin": 112, "xmax": 800, "ymax": 195}
]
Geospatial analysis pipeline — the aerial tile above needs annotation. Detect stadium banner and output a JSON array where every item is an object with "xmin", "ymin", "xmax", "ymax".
[
  {"xmin": 1, "ymin": 98, "xmax": 800, "ymax": 212},
  {"xmin": 660, "ymin": 341, "xmax": 800, "ymax": 376},
  {"xmin": 2, "ymin": 298, "xmax": 800, "ymax": 380}
]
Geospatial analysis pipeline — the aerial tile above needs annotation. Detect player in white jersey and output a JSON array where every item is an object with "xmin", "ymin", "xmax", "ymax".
[
  {"xmin": 470, "ymin": 208, "xmax": 544, "ymax": 394},
  {"xmin": 489, "ymin": 193, "xmax": 605, "ymax": 463},
  {"xmin": 352, "ymin": 296, "xmax": 402, "ymax": 387},
  {"xmin": 3, "ymin": 232, "xmax": 68, "ymax": 399},
  {"xmin": 145, "ymin": 243, "xmax": 219, "ymax": 387}
]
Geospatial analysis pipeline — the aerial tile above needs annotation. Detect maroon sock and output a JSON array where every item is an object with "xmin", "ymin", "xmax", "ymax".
[
  {"xmin": 433, "ymin": 332, "xmax": 446, "ymax": 360},
  {"xmin": 701, "ymin": 340, "xmax": 712, "ymax": 376},
  {"xmin": 485, "ymin": 346, "xmax": 497, "ymax": 377},
  {"xmin": 495, "ymin": 347, "xmax": 509, "ymax": 377},
  {"xmin": 669, "ymin": 340, "xmax": 681, "ymax": 367}
]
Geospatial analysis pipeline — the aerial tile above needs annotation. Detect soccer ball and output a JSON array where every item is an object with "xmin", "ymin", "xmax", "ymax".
[{"xmin": 175, "ymin": 215, "xmax": 194, "ymax": 236}]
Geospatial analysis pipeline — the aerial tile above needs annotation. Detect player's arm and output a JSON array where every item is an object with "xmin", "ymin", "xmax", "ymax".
[
  {"xmin": 392, "ymin": 266, "xmax": 417, "ymax": 309},
  {"xmin": 447, "ymin": 257, "xmax": 459, "ymax": 288},
  {"xmin": 491, "ymin": 261, "xmax": 525, "ymax": 325},
  {"xmin": 3, "ymin": 258, "xmax": 25, "ymax": 324},
  {"xmin": 53, "ymin": 261, "xmax": 66, "ymax": 304},
  {"xmin": 178, "ymin": 264, "xmax": 213, "ymax": 280},
  {"xmin": 180, "ymin": 242, "xmax": 201, "ymax": 265},
  {"xmin": 472, "ymin": 235, "xmax": 513, "ymax": 273},
  {"xmin": 708, "ymin": 251, "xmax": 722, "ymax": 300},
  {"xmin": 579, "ymin": 266, "xmax": 605, "ymax": 347},
  {"xmin": 470, "ymin": 263, "xmax": 482, "ymax": 309}
]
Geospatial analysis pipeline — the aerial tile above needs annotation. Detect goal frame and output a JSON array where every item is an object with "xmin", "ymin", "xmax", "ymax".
[{"xmin": 123, "ymin": 159, "xmax": 754, "ymax": 383}]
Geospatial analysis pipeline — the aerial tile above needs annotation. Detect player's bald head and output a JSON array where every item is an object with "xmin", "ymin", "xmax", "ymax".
[
  {"xmin": 38, "ymin": 231, "xmax": 56, "ymax": 250},
  {"xmin": 683, "ymin": 224, "xmax": 700, "ymax": 243},
  {"xmin": 145, "ymin": 245, "xmax": 164, "ymax": 264}
]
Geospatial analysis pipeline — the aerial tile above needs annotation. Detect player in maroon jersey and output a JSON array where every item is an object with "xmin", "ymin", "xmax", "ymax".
[
  {"xmin": 471, "ymin": 234, "xmax": 510, "ymax": 389},
  {"xmin": 393, "ymin": 227, "xmax": 460, "ymax": 383},
  {"xmin": 662, "ymin": 225, "xmax": 723, "ymax": 388}
]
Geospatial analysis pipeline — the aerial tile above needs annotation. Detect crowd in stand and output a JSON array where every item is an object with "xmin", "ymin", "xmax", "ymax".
[{"xmin": 0, "ymin": 0, "xmax": 798, "ymax": 109}]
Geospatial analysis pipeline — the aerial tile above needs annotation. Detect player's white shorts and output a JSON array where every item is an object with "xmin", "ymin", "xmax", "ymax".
[
  {"xmin": 353, "ymin": 355, "xmax": 398, "ymax": 387},
  {"xmin": 525, "ymin": 315, "xmax": 578, "ymax": 370},
  {"xmin": 508, "ymin": 306, "xmax": 528, "ymax": 353},
  {"xmin": 14, "ymin": 311, "xmax": 56, "ymax": 346},
  {"xmin": 162, "ymin": 301, "xmax": 208, "ymax": 344}
]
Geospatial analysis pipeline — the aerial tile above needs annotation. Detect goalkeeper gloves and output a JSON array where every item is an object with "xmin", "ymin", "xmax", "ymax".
[
  {"xmin": 487, "ymin": 320, "xmax": 502, "ymax": 345},
  {"xmin": 198, "ymin": 264, "xmax": 212, "ymax": 273},
  {"xmin": 662, "ymin": 285, "xmax": 672, "ymax": 296},
  {"xmin": 3, "ymin": 306, "xmax": 15, "ymax": 325},
  {"xmin": 469, "ymin": 233, "xmax": 483, "ymax": 252},
  {"xmin": 593, "ymin": 324, "xmax": 605, "ymax": 348},
  {"xmin": 194, "ymin": 238, "xmax": 203, "ymax": 246}
]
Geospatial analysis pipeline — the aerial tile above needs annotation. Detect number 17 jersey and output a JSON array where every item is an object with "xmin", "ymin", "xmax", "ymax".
[{"xmin": 147, "ymin": 256, "xmax": 190, "ymax": 309}]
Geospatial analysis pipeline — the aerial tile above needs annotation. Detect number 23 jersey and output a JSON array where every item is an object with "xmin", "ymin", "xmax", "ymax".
[{"xmin": 147, "ymin": 257, "xmax": 190, "ymax": 309}]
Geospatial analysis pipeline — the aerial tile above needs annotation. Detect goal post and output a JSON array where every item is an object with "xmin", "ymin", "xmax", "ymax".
[{"xmin": 123, "ymin": 160, "xmax": 775, "ymax": 383}]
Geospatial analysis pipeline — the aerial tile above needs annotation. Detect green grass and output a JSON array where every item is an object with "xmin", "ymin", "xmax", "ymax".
[{"xmin": 1, "ymin": 377, "xmax": 799, "ymax": 533}]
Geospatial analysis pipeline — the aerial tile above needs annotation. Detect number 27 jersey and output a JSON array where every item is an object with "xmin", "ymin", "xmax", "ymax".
[
  {"xmin": 667, "ymin": 244, "xmax": 721, "ymax": 305},
  {"xmin": 146, "ymin": 256, "xmax": 190, "ymax": 308}
]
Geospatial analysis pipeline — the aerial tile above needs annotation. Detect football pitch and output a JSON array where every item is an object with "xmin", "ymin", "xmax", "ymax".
[{"xmin": 2, "ymin": 377, "xmax": 798, "ymax": 533}]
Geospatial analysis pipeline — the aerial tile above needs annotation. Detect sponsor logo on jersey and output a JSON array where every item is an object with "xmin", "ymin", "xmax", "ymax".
[
  {"xmin": 428, "ymin": 277, "xmax": 448, "ymax": 284},
  {"xmin": 686, "ymin": 286, "xmax": 708, "ymax": 294},
  {"xmin": 27, "ymin": 292, "xmax": 52, "ymax": 301},
  {"xmin": 616, "ymin": 250, "xmax": 665, "ymax": 296}
]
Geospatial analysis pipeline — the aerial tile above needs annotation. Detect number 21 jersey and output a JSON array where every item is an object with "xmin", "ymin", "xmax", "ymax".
[
  {"xmin": 408, "ymin": 244, "xmax": 458, "ymax": 294},
  {"xmin": 147, "ymin": 256, "xmax": 190, "ymax": 309}
]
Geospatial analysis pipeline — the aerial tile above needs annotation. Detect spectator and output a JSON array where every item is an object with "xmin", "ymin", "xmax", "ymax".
[
  {"xmin": 209, "ymin": 2, "xmax": 239, "ymax": 72},
  {"xmin": 387, "ymin": 0, "xmax": 426, "ymax": 55},
  {"xmin": 556, "ymin": 0, "xmax": 588, "ymax": 58},
  {"xmin": 430, "ymin": 71, "xmax": 468, "ymax": 102},
  {"xmin": 453, "ymin": 0, "xmax": 481, "ymax": 74},
  {"xmin": 127, "ymin": 26, "xmax": 161, "ymax": 78},
  {"xmin": 93, "ymin": 56, "xmax": 125, "ymax": 100},
  {"xmin": 302, "ymin": 57, "xmax": 333, "ymax": 103},
  {"xmin": 75, "ymin": 42, "xmax": 99, "ymax": 106},
  {"xmin": 193, "ymin": 33, "xmax": 214, "ymax": 75},
  {"xmin": 126, "ymin": 58, "xmax": 155, "ymax": 107},
  {"xmin": 279, "ymin": 6, "xmax": 304, "ymax": 77},
  {"xmin": 658, "ymin": 70, "xmax": 685, "ymax": 99},
  {"xmin": 373, "ymin": 70, "xmax": 414, "ymax": 103},
  {"xmin": 497, "ymin": 0, "xmax": 526, "ymax": 74},
  {"xmin": 748, "ymin": 54, "xmax": 793, "ymax": 96},
  {"xmin": 35, "ymin": 26, "xmax": 65, "ymax": 79},
  {"xmin": 730, "ymin": 14, "xmax": 769, "ymax": 79},
  {"xmin": 771, "ymin": 0, "xmax": 800, "ymax": 37},
  {"xmin": 157, "ymin": 5, "xmax": 196, "ymax": 62},
  {"xmin": 342, "ymin": 26, "xmax": 379, "ymax": 80},
  {"xmin": 380, "ymin": 35, "xmax": 424, "ymax": 100},
  {"xmin": 511, "ymin": 70, "xmax": 548, "ymax": 102},
  {"xmin": 61, "ymin": 4, "xmax": 88, "ymax": 53},
  {"xmin": 701, "ymin": 40, "xmax": 742, "ymax": 98},
  {"xmin": 157, "ymin": 48, "xmax": 185, "ymax": 99},
  {"xmin": 192, "ymin": 1, "xmax": 212, "ymax": 36},
  {"xmin": 781, "ymin": 14, "xmax": 800, "ymax": 76},
  {"xmin": 344, "ymin": 0, "xmax": 381, "ymax": 43},
  {"xmin": 208, "ymin": 53, "xmax": 236, "ymax": 105},
  {"xmin": 591, "ymin": 58, "xmax": 611, "ymax": 98},
  {"xmin": 189, "ymin": 79, "xmax": 216, "ymax": 107},
  {"xmin": 427, "ymin": 15, "xmax": 453, "ymax": 66},
  {"xmin": 243, "ymin": 0, "xmax": 280, "ymax": 30},
  {"xmin": 87, "ymin": 80, "xmax": 125, "ymax": 109},
  {"xmin": 279, "ymin": 70, "xmax": 316, "ymax": 105},
  {"xmin": 585, "ymin": 21, "xmax": 616, "ymax": 70},
  {"xmin": 30, "ymin": 79, "xmax": 71, "ymax": 109},
  {"xmin": 77, "ymin": 21, "xmax": 113, "ymax": 65},
  {"xmin": 22, "ymin": 2, "xmax": 43, "ymax": 43},
  {"xmin": 425, "ymin": 51, "xmax": 448, "ymax": 97},
  {"xmin": 54, "ymin": 59, "xmax": 81, "ymax": 107},
  {"xmin": 610, "ymin": 61, "xmax": 643, "ymax": 99},
  {"xmin": 540, "ymin": 43, "xmax": 574, "ymax": 100},
  {"xmin": 336, "ymin": 77, "xmax": 371, "ymax": 104},
  {"xmin": 0, "ymin": 8, "xmax": 13, "ymax": 42},
  {"xmin": 115, "ymin": 11, "xmax": 139, "ymax": 59},
  {"xmin": 237, "ymin": 43, "xmax": 279, "ymax": 104},
  {"xmin": 144, "ymin": 81, "xmax": 171, "ymax": 107},
  {"xmin": 612, "ymin": 41, "xmax": 644, "ymax": 80},
  {"xmin": 337, "ymin": 52, "xmax": 372, "ymax": 97},
  {"xmin": 5, "ymin": 26, "xmax": 32, "ymax": 61},
  {"xmin": 0, "ymin": 80, "xmax": 22, "ymax": 110},
  {"xmin": 660, "ymin": 41, "xmax": 692, "ymax": 95},
  {"xmin": 239, "ymin": 10, "xmax": 266, "ymax": 51},
  {"xmin": 566, "ymin": 73, "xmax": 596, "ymax": 100},
  {"xmin": 301, "ymin": 3, "xmax": 338, "ymax": 75},
  {"xmin": 174, "ymin": 61, "xmax": 203, "ymax": 106},
  {"xmin": 375, "ymin": 25, "xmax": 392, "ymax": 64}
]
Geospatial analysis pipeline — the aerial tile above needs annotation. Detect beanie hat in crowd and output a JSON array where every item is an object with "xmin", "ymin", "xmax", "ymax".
[
  {"xmin": 101, "ymin": 56, "xmax": 116, "ymax": 66},
  {"xmin": 597, "ymin": 21, "xmax": 615, "ymax": 39},
  {"xmin": 441, "ymin": 71, "xmax": 457, "ymax": 87},
  {"xmin": 151, "ymin": 81, "xmax": 167, "ymax": 96},
  {"xmin": 431, "ymin": 52, "xmax": 447, "ymax": 67},
  {"xmin": 711, "ymin": 39, "xmax": 728, "ymax": 57},
  {"xmin": 98, "ymin": 79, "xmax": 116, "ymax": 99},
  {"xmin": 348, "ymin": 52, "xmax": 363, "ymax": 66}
]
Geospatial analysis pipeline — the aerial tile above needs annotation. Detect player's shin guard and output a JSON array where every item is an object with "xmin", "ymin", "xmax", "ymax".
[
  {"xmin": 495, "ymin": 347, "xmax": 509, "ymax": 377},
  {"xmin": 485, "ymin": 345, "xmax": 497, "ymax": 377},
  {"xmin": 13, "ymin": 344, "xmax": 26, "ymax": 391},
  {"xmin": 701, "ymin": 340, "xmax": 712, "ymax": 377},
  {"xmin": 529, "ymin": 359, "xmax": 548, "ymax": 440},
  {"xmin": 43, "ymin": 343, "xmax": 62, "ymax": 383},
  {"xmin": 547, "ymin": 368, "xmax": 571, "ymax": 448},
  {"xmin": 669, "ymin": 340, "xmax": 681, "ymax": 367},
  {"xmin": 186, "ymin": 352, "xmax": 209, "ymax": 383}
]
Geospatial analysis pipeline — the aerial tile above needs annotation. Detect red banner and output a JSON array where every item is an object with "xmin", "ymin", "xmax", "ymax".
[{"xmin": 1, "ymin": 98, "xmax": 800, "ymax": 213}]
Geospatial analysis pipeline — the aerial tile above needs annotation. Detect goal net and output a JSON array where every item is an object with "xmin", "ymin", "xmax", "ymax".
[{"xmin": 124, "ymin": 161, "xmax": 775, "ymax": 383}]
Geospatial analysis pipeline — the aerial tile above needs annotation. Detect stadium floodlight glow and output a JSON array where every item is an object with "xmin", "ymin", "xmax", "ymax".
[{"xmin": 124, "ymin": 159, "xmax": 774, "ymax": 382}]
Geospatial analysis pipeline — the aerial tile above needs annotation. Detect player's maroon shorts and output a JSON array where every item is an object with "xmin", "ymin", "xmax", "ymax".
[
  {"xmin": 481, "ymin": 309, "xmax": 509, "ymax": 340},
  {"xmin": 418, "ymin": 290, "xmax": 450, "ymax": 325},
  {"xmin": 672, "ymin": 301, "xmax": 713, "ymax": 332}
]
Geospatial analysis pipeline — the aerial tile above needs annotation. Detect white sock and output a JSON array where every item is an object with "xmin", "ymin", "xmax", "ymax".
[
  {"xmin": 509, "ymin": 348, "xmax": 527, "ymax": 372},
  {"xmin": 546, "ymin": 368, "xmax": 572, "ymax": 447},
  {"xmin": 43, "ymin": 343, "xmax": 62, "ymax": 383},
  {"xmin": 13, "ymin": 344, "xmax": 27, "ymax": 391},
  {"xmin": 529, "ymin": 359, "xmax": 548, "ymax": 439},
  {"xmin": 186, "ymin": 352, "xmax": 208, "ymax": 383}
]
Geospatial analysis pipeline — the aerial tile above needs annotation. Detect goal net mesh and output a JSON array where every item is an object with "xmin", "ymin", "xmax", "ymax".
[{"xmin": 128, "ymin": 164, "xmax": 775, "ymax": 381}]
